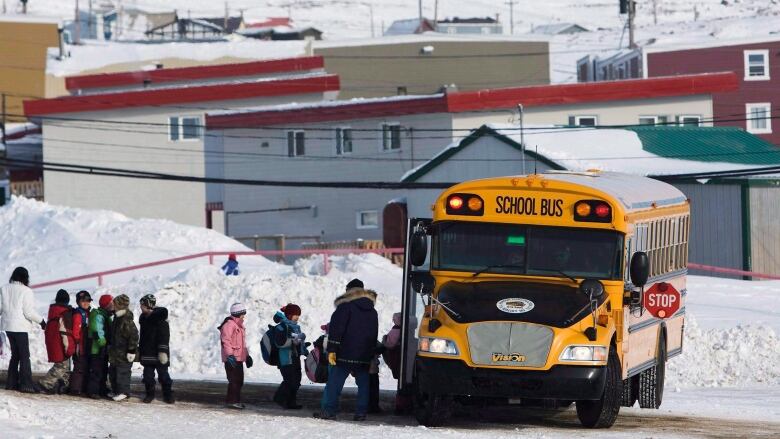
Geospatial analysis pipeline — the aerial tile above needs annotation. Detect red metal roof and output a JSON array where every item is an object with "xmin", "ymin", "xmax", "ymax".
[
  {"xmin": 207, "ymin": 72, "xmax": 738, "ymax": 128},
  {"xmin": 64, "ymin": 56, "xmax": 324, "ymax": 92},
  {"xmin": 446, "ymin": 72, "xmax": 738, "ymax": 112},
  {"xmin": 208, "ymin": 96, "xmax": 448, "ymax": 129},
  {"xmin": 24, "ymin": 75, "xmax": 340, "ymax": 116},
  {"xmin": 246, "ymin": 17, "xmax": 292, "ymax": 28}
]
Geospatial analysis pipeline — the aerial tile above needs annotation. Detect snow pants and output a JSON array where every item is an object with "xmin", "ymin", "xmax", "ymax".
[
  {"xmin": 87, "ymin": 349, "xmax": 109, "ymax": 397},
  {"xmin": 273, "ymin": 356, "xmax": 301, "ymax": 408},
  {"xmin": 224, "ymin": 361, "xmax": 244, "ymax": 404},
  {"xmin": 143, "ymin": 364, "xmax": 173, "ymax": 398},
  {"xmin": 369, "ymin": 372, "xmax": 380, "ymax": 412},
  {"xmin": 69, "ymin": 351, "xmax": 90, "ymax": 395},
  {"xmin": 5, "ymin": 332, "xmax": 34, "ymax": 392},
  {"xmin": 39, "ymin": 360, "xmax": 71, "ymax": 392},
  {"xmin": 109, "ymin": 363, "xmax": 132, "ymax": 396}
]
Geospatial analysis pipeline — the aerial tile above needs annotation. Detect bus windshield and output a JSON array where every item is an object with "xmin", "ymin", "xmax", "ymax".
[{"xmin": 432, "ymin": 222, "xmax": 624, "ymax": 280}]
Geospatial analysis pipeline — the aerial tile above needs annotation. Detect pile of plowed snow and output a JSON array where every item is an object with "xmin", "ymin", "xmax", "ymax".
[{"xmin": 0, "ymin": 196, "xmax": 271, "ymax": 286}]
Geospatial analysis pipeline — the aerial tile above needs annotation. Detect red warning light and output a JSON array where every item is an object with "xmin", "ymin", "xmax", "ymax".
[
  {"xmin": 448, "ymin": 196, "xmax": 464, "ymax": 210},
  {"xmin": 594, "ymin": 204, "xmax": 610, "ymax": 218}
]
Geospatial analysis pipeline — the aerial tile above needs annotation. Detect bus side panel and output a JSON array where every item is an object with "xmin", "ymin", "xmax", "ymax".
[
  {"xmin": 665, "ymin": 315, "xmax": 684, "ymax": 357},
  {"xmin": 625, "ymin": 318, "xmax": 658, "ymax": 376}
]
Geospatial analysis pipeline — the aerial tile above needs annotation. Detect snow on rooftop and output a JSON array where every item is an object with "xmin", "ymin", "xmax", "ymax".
[
  {"xmin": 47, "ymin": 39, "xmax": 309, "ymax": 77},
  {"xmin": 314, "ymin": 32, "xmax": 551, "ymax": 49}
]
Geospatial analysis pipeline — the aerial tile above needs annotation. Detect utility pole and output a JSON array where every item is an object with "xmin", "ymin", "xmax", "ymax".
[
  {"xmin": 418, "ymin": 0, "xmax": 423, "ymax": 29},
  {"xmin": 518, "ymin": 104, "xmax": 525, "ymax": 174},
  {"xmin": 74, "ymin": 0, "xmax": 81, "ymax": 44},
  {"xmin": 224, "ymin": 2, "xmax": 229, "ymax": 34},
  {"xmin": 652, "ymin": 0, "xmax": 658, "ymax": 25},
  {"xmin": 627, "ymin": 0, "xmax": 636, "ymax": 49},
  {"xmin": 369, "ymin": 3, "xmax": 374, "ymax": 37},
  {"xmin": 88, "ymin": 0, "xmax": 92, "ymax": 36},
  {"xmin": 1, "ymin": 93, "xmax": 6, "ymax": 147},
  {"xmin": 506, "ymin": 0, "xmax": 517, "ymax": 35}
]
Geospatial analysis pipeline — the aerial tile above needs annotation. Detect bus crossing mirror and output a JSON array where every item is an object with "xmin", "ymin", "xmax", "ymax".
[
  {"xmin": 630, "ymin": 252, "xmax": 650, "ymax": 288},
  {"xmin": 579, "ymin": 279, "xmax": 604, "ymax": 298},
  {"xmin": 409, "ymin": 231, "xmax": 428, "ymax": 267}
]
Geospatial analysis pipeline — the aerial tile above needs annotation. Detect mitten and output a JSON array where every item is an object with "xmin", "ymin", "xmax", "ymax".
[
  {"xmin": 328, "ymin": 352, "xmax": 337, "ymax": 366},
  {"xmin": 246, "ymin": 355, "xmax": 254, "ymax": 368},
  {"xmin": 227, "ymin": 355, "xmax": 238, "ymax": 368},
  {"xmin": 158, "ymin": 352, "xmax": 169, "ymax": 365},
  {"xmin": 127, "ymin": 353, "xmax": 136, "ymax": 362}
]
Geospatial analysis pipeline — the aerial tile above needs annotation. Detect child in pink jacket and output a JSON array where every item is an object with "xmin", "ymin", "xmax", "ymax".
[{"xmin": 218, "ymin": 303, "xmax": 253, "ymax": 409}]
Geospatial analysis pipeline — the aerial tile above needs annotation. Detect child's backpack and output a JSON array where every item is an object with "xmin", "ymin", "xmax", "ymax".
[
  {"xmin": 305, "ymin": 335, "xmax": 329, "ymax": 383},
  {"xmin": 260, "ymin": 324, "xmax": 279, "ymax": 366}
]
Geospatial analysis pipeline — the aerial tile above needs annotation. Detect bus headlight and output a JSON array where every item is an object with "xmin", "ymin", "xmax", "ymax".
[
  {"xmin": 419, "ymin": 337, "xmax": 459, "ymax": 355},
  {"xmin": 560, "ymin": 345, "xmax": 607, "ymax": 362}
]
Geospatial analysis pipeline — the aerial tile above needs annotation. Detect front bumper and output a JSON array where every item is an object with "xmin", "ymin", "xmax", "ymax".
[{"xmin": 416, "ymin": 357, "xmax": 606, "ymax": 400}]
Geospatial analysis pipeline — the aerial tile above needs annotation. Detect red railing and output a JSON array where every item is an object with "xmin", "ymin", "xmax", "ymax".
[
  {"xmin": 30, "ymin": 248, "xmax": 405, "ymax": 289},
  {"xmin": 687, "ymin": 263, "xmax": 780, "ymax": 280}
]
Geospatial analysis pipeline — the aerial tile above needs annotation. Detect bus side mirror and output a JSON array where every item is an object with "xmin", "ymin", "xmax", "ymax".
[
  {"xmin": 630, "ymin": 252, "xmax": 649, "ymax": 288},
  {"xmin": 579, "ymin": 279, "xmax": 604, "ymax": 298},
  {"xmin": 409, "ymin": 231, "xmax": 428, "ymax": 267}
]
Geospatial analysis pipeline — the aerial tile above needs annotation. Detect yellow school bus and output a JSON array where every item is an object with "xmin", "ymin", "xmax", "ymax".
[{"xmin": 400, "ymin": 171, "xmax": 688, "ymax": 428}]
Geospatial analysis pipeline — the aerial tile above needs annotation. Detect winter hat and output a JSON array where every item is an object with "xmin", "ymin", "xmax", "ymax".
[
  {"xmin": 98, "ymin": 294, "xmax": 113, "ymax": 310},
  {"xmin": 113, "ymin": 294, "xmax": 130, "ymax": 311},
  {"xmin": 140, "ymin": 294, "xmax": 156, "ymax": 308},
  {"xmin": 76, "ymin": 290, "xmax": 92, "ymax": 303},
  {"xmin": 228, "ymin": 253, "xmax": 237, "ymax": 261},
  {"xmin": 55, "ymin": 289, "xmax": 70, "ymax": 305},
  {"xmin": 282, "ymin": 303, "xmax": 301, "ymax": 320},
  {"xmin": 9, "ymin": 267, "xmax": 29, "ymax": 286},
  {"xmin": 346, "ymin": 278, "xmax": 364, "ymax": 290},
  {"xmin": 230, "ymin": 302, "xmax": 247, "ymax": 316}
]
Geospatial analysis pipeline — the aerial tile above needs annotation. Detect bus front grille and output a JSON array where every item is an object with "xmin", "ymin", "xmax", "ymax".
[{"xmin": 467, "ymin": 322, "xmax": 553, "ymax": 368}]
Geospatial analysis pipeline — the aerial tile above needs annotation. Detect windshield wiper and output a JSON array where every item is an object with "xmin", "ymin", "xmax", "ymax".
[
  {"xmin": 532, "ymin": 267, "xmax": 578, "ymax": 284},
  {"xmin": 472, "ymin": 264, "xmax": 525, "ymax": 278}
]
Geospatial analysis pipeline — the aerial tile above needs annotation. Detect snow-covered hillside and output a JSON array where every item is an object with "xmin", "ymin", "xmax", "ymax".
[{"xmin": 5, "ymin": 0, "xmax": 780, "ymax": 40}]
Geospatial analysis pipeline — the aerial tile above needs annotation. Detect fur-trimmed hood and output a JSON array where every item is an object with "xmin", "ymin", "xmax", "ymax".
[{"xmin": 334, "ymin": 287, "xmax": 377, "ymax": 307}]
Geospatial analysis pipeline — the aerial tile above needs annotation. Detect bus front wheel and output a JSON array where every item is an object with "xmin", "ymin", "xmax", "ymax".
[
  {"xmin": 576, "ymin": 348, "xmax": 622, "ymax": 428},
  {"xmin": 414, "ymin": 389, "xmax": 452, "ymax": 427}
]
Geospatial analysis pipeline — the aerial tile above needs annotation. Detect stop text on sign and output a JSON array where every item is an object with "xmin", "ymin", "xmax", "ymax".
[{"xmin": 644, "ymin": 282, "xmax": 682, "ymax": 319}]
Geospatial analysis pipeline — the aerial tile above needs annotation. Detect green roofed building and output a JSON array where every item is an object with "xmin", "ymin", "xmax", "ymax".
[{"xmin": 398, "ymin": 124, "xmax": 780, "ymax": 278}]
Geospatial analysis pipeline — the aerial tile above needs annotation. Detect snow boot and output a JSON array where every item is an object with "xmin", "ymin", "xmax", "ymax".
[
  {"xmin": 353, "ymin": 414, "xmax": 367, "ymax": 422},
  {"xmin": 163, "ymin": 391, "xmax": 175, "ymax": 404},
  {"xmin": 144, "ymin": 383, "xmax": 155, "ymax": 403},
  {"xmin": 313, "ymin": 410, "xmax": 337, "ymax": 420},
  {"xmin": 112, "ymin": 393, "xmax": 128, "ymax": 402}
]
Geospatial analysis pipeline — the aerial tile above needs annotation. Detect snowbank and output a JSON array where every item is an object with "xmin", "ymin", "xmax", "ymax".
[{"xmin": 0, "ymin": 196, "xmax": 270, "ymax": 288}]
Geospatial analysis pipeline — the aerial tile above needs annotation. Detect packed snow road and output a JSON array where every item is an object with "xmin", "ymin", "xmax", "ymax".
[{"xmin": 1, "ymin": 376, "xmax": 778, "ymax": 438}]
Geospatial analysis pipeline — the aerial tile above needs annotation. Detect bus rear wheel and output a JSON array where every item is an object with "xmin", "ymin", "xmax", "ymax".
[
  {"xmin": 414, "ymin": 389, "xmax": 452, "ymax": 427},
  {"xmin": 576, "ymin": 348, "xmax": 622, "ymax": 428}
]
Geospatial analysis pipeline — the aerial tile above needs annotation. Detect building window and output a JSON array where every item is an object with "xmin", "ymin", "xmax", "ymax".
[
  {"xmin": 287, "ymin": 130, "xmax": 305, "ymax": 157},
  {"xmin": 260, "ymin": 141, "xmax": 270, "ymax": 148},
  {"xmin": 746, "ymin": 103, "xmax": 772, "ymax": 134},
  {"xmin": 168, "ymin": 116, "xmax": 201, "ymax": 141},
  {"xmin": 639, "ymin": 115, "xmax": 669, "ymax": 126},
  {"xmin": 569, "ymin": 115, "xmax": 598, "ymax": 127},
  {"xmin": 356, "ymin": 210, "xmax": 379, "ymax": 229},
  {"xmin": 744, "ymin": 50, "xmax": 770, "ymax": 80},
  {"xmin": 381, "ymin": 123, "xmax": 401, "ymax": 151},
  {"xmin": 335, "ymin": 127, "xmax": 353, "ymax": 155},
  {"xmin": 677, "ymin": 115, "xmax": 701, "ymax": 126}
]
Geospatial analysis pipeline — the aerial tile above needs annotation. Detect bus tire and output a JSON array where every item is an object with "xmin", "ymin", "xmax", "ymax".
[
  {"xmin": 576, "ymin": 348, "xmax": 622, "ymax": 428},
  {"xmin": 414, "ymin": 390, "xmax": 452, "ymax": 427},
  {"xmin": 639, "ymin": 331, "xmax": 666, "ymax": 409},
  {"xmin": 621, "ymin": 376, "xmax": 638, "ymax": 407}
]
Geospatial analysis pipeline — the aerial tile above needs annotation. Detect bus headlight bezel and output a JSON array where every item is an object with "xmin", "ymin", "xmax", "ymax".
[
  {"xmin": 419, "ymin": 337, "xmax": 459, "ymax": 355},
  {"xmin": 559, "ymin": 345, "xmax": 608, "ymax": 362}
]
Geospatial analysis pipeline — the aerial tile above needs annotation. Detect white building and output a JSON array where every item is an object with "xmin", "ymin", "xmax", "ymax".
[{"xmin": 24, "ymin": 56, "xmax": 339, "ymax": 228}]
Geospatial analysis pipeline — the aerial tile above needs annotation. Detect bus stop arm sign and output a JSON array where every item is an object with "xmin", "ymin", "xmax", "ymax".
[{"xmin": 644, "ymin": 282, "xmax": 681, "ymax": 319}]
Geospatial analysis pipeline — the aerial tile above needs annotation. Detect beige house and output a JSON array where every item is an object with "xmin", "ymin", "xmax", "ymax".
[{"xmin": 313, "ymin": 34, "xmax": 551, "ymax": 99}]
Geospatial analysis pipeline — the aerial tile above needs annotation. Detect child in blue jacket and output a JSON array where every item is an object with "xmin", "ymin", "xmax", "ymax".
[
  {"xmin": 221, "ymin": 254, "xmax": 239, "ymax": 276},
  {"xmin": 272, "ymin": 303, "xmax": 307, "ymax": 409}
]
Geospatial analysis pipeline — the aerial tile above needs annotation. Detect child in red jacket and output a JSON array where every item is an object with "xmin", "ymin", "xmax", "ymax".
[{"xmin": 38, "ymin": 290, "xmax": 75, "ymax": 394}]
